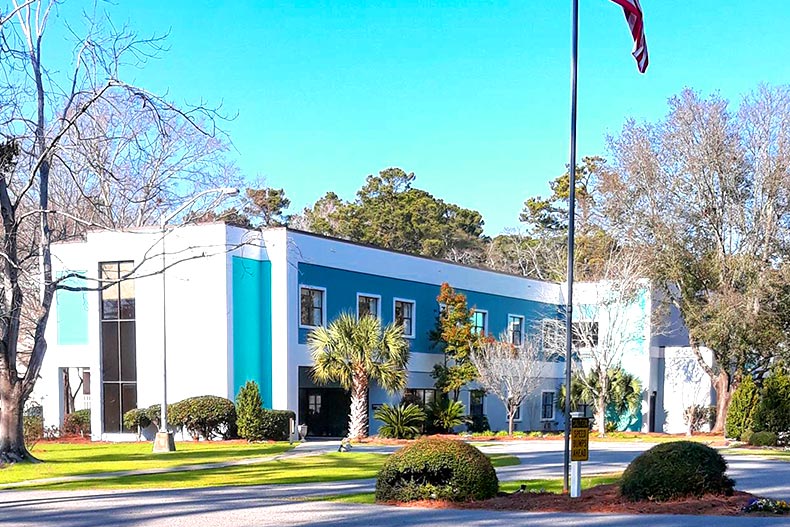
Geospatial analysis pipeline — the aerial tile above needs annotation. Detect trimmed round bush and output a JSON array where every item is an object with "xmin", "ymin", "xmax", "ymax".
[
  {"xmin": 375, "ymin": 438, "xmax": 498, "ymax": 503},
  {"xmin": 169, "ymin": 396, "xmax": 237, "ymax": 440},
  {"xmin": 63, "ymin": 409, "xmax": 91, "ymax": 436},
  {"xmin": 259, "ymin": 409, "xmax": 296, "ymax": 441},
  {"xmin": 620, "ymin": 441, "xmax": 734, "ymax": 502},
  {"xmin": 749, "ymin": 431, "xmax": 777, "ymax": 447},
  {"xmin": 123, "ymin": 408, "xmax": 152, "ymax": 434}
]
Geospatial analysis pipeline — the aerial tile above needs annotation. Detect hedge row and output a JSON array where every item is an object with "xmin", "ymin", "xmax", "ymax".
[{"xmin": 122, "ymin": 382, "xmax": 293, "ymax": 441}]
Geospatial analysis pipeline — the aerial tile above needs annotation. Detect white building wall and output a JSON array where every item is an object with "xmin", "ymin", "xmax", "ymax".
[{"xmin": 40, "ymin": 224, "xmax": 235, "ymax": 439}]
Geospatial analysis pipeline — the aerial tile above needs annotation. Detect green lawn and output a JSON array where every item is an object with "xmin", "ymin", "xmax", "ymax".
[
  {"xmin": 721, "ymin": 447, "xmax": 790, "ymax": 460},
  {"xmin": 309, "ymin": 473, "xmax": 622, "ymax": 504},
  {"xmin": 0, "ymin": 441, "xmax": 293, "ymax": 485},
  {"xmin": 498, "ymin": 473, "xmax": 621, "ymax": 493},
  {"xmin": 6, "ymin": 449, "xmax": 519, "ymax": 491}
]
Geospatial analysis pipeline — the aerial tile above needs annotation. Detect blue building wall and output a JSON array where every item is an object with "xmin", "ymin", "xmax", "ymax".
[
  {"xmin": 55, "ymin": 271, "xmax": 89, "ymax": 345},
  {"xmin": 297, "ymin": 263, "xmax": 561, "ymax": 351},
  {"xmin": 232, "ymin": 256, "xmax": 273, "ymax": 407}
]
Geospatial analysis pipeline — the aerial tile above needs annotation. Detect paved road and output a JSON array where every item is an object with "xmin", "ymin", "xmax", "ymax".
[
  {"xmin": 2, "ymin": 441, "xmax": 789, "ymax": 527},
  {"xmin": 3, "ymin": 486, "xmax": 789, "ymax": 527}
]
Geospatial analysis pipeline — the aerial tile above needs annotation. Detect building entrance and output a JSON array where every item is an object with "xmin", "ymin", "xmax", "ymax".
[{"xmin": 298, "ymin": 367, "xmax": 350, "ymax": 437}]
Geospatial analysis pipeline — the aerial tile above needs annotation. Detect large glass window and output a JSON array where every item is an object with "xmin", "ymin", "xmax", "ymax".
[
  {"xmin": 471, "ymin": 311, "xmax": 487, "ymax": 335},
  {"xmin": 357, "ymin": 294, "xmax": 380, "ymax": 320},
  {"xmin": 100, "ymin": 261, "xmax": 136, "ymax": 433},
  {"xmin": 508, "ymin": 315, "xmax": 524, "ymax": 346},
  {"xmin": 542, "ymin": 391, "xmax": 556, "ymax": 420},
  {"xmin": 300, "ymin": 287, "xmax": 325, "ymax": 327},
  {"xmin": 394, "ymin": 299, "xmax": 415, "ymax": 337}
]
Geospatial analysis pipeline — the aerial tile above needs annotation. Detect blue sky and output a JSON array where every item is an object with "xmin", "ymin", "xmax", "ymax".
[{"xmin": 50, "ymin": 1, "xmax": 790, "ymax": 234}]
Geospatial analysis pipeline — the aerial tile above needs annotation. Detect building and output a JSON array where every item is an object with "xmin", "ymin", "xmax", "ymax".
[{"xmin": 34, "ymin": 223, "xmax": 713, "ymax": 439}]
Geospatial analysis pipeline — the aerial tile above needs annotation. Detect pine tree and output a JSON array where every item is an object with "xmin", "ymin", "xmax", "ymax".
[{"xmin": 236, "ymin": 381, "xmax": 266, "ymax": 441}]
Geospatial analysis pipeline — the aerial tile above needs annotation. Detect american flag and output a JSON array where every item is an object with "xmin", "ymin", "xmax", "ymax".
[{"xmin": 610, "ymin": 0, "xmax": 648, "ymax": 73}]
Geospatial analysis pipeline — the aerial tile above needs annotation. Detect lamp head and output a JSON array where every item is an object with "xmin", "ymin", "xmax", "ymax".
[{"xmin": 221, "ymin": 187, "xmax": 240, "ymax": 196}]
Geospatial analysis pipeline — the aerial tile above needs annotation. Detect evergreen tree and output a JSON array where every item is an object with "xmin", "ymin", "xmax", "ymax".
[
  {"xmin": 753, "ymin": 364, "xmax": 790, "ymax": 434},
  {"xmin": 724, "ymin": 374, "xmax": 760, "ymax": 439},
  {"xmin": 236, "ymin": 381, "xmax": 266, "ymax": 441}
]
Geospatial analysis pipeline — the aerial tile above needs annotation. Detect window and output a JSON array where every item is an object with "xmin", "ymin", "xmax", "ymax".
[
  {"xmin": 300, "ymin": 286, "xmax": 325, "ymax": 327},
  {"xmin": 394, "ymin": 299, "xmax": 415, "ymax": 338},
  {"xmin": 357, "ymin": 294, "xmax": 380, "ymax": 320},
  {"xmin": 100, "ymin": 261, "xmax": 136, "ymax": 433},
  {"xmin": 572, "ymin": 321, "xmax": 599, "ymax": 348},
  {"xmin": 403, "ymin": 388, "xmax": 436, "ymax": 408},
  {"xmin": 471, "ymin": 310, "xmax": 487, "ymax": 335},
  {"xmin": 308, "ymin": 393, "xmax": 322, "ymax": 415},
  {"xmin": 82, "ymin": 370, "xmax": 91, "ymax": 396},
  {"xmin": 508, "ymin": 315, "xmax": 524, "ymax": 346},
  {"xmin": 541, "ymin": 391, "xmax": 556, "ymax": 420},
  {"xmin": 470, "ymin": 390, "xmax": 485, "ymax": 417}
]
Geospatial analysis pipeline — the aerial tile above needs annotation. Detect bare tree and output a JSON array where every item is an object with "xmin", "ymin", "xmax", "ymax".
[
  {"xmin": 472, "ymin": 334, "xmax": 545, "ymax": 435},
  {"xmin": 547, "ymin": 250, "xmax": 649, "ymax": 436},
  {"xmin": 601, "ymin": 85, "xmax": 790, "ymax": 432},
  {"xmin": 0, "ymin": 1, "xmax": 238, "ymax": 463}
]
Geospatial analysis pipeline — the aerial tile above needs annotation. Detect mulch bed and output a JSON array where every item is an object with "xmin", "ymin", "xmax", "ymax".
[{"xmin": 393, "ymin": 485, "xmax": 757, "ymax": 516}]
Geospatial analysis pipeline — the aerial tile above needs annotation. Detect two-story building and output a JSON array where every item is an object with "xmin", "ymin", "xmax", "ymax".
[{"xmin": 35, "ymin": 223, "xmax": 712, "ymax": 439}]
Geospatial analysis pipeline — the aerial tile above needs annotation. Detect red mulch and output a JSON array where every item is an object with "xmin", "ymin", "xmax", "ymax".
[
  {"xmin": 358, "ymin": 432, "xmax": 730, "ymax": 445},
  {"xmin": 392, "ymin": 485, "xmax": 755, "ymax": 516}
]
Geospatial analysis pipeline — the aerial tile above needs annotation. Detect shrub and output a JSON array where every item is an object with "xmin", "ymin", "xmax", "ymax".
[
  {"xmin": 236, "ymin": 381, "xmax": 266, "ymax": 441},
  {"xmin": 426, "ymin": 399, "xmax": 467, "ymax": 433},
  {"xmin": 259, "ymin": 409, "xmax": 295, "ymax": 441},
  {"xmin": 63, "ymin": 409, "xmax": 91, "ymax": 436},
  {"xmin": 620, "ymin": 441, "xmax": 734, "ymax": 502},
  {"xmin": 466, "ymin": 414, "xmax": 490, "ymax": 434},
  {"xmin": 749, "ymin": 431, "xmax": 778, "ymax": 447},
  {"xmin": 375, "ymin": 438, "xmax": 498, "ymax": 502},
  {"xmin": 753, "ymin": 365, "xmax": 790, "ymax": 435},
  {"xmin": 375, "ymin": 403, "xmax": 425, "ymax": 439},
  {"xmin": 23, "ymin": 415, "xmax": 43, "ymax": 449},
  {"xmin": 169, "ymin": 396, "xmax": 237, "ymax": 440},
  {"xmin": 144, "ymin": 404, "xmax": 166, "ymax": 429},
  {"xmin": 683, "ymin": 405, "xmax": 710, "ymax": 434},
  {"xmin": 726, "ymin": 375, "xmax": 760, "ymax": 439},
  {"xmin": 123, "ymin": 408, "xmax": 152, "ymax": 436},
  {"xmin": 740, "ymin": 429, "xmax": 754, "ymax": 444}
]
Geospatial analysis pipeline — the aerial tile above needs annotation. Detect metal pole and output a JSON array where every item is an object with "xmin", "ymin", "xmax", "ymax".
[
  {"xmin": 160, "ymin": 222, "xmax": 168, "ymax": 432},
  {"xmin": 153, "ymin": 221, "xmax": 176, "ymax": 452},
  {"xmin": 563, "ymin": 0, "xmax": 580, "ymax": 493}
]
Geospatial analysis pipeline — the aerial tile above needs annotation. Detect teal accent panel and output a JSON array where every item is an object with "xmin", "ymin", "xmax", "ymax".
[
  {"xmin": 297, "ymin": 263, "xmax": 561, "ymax": 354},
  {"xmin": 56, "ymin": 271, "xmax": 88, "ymax": 345},
  {"xmin": 232, "ymin": 257, "xmax": 272, "ymax": 408}
]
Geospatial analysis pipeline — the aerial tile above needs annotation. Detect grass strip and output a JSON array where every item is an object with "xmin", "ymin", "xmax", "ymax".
[
  {"xmin": 0, "ymin": 442, "xmax": 293, "ymax": 485},
  {"xmin": 9, "ymin": 451, "xmax": 518, "ymax": 491}
]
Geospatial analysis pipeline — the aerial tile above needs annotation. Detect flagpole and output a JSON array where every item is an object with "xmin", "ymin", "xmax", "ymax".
[{"xmin": 563, "ymin": 0, "xmax": 579, "ymax": 494}]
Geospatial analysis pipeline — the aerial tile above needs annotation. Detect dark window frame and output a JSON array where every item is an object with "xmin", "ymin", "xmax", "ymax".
[
  {"xmin": 300, "ymin": 286, "xmax": 326, "ymax": 328},
  {"xmin": 99, "ymin": 261, "xmax": 136, "ymax": 434},
  {"xmin": 394, "ymin": 299, "xmax": 415, "ymax": 338}
]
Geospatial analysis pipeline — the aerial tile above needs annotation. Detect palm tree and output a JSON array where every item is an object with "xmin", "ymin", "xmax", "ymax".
[{"xmin": 308, "ymin": 313, "xmax": 410, "ymax": 440}]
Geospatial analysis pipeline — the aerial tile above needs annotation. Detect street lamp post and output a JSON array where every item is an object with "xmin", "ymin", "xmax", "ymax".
[{"xmin": 152, "ymin": 187, "xmax": 239, "ymax": 453}]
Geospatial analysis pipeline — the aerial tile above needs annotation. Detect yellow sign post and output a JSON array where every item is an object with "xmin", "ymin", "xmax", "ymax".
[{"xmin": 570, "ymin": 417, "xmax": 589, "ymax": 461}]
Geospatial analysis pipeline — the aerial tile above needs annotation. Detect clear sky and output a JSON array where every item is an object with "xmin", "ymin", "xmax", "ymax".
[{"xmin": 48, "ymin": 1, "xmax": 790, "ymax": 235}]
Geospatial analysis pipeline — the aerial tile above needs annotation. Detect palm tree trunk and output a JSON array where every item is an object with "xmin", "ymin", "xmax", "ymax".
[{"xmin": 347, "ymin": 369, "xmax": 369, "ymax": 440}]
